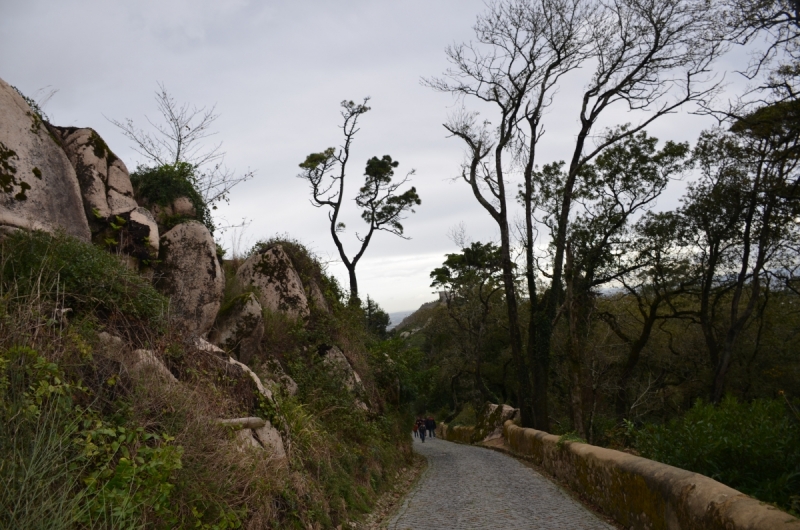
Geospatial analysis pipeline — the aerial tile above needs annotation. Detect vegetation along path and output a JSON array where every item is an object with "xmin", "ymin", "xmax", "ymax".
[{"xmin": 387, "ymin": 436, "xmax": 614, "ymax": 530}]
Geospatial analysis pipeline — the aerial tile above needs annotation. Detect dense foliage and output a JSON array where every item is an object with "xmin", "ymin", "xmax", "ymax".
[
  {"xmin": 404, "ymin": 22, "xmax": 800, "ymax": 507},
  {"xmin": 0, "ymin": 345, "xmax": 183, "ymax": 528},
  {"xmin": 633, "ymin": 397, "xmax": 800, "ymax": 513},
  {"xmin": 414, "ymin": 8, "xmax": 799, "ymax": 519},
  {"xmin": 130, "ymin": 162, "xmax": 214, "ymax": 234}
]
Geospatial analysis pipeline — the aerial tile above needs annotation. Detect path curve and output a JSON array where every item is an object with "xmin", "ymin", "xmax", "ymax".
[{"xmin": 387, "ymin": 435, "xmax": 615, "ymax": 530}]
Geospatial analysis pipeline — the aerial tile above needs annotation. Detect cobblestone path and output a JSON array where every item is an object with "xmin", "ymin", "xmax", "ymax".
[{"xmin": 387, "ymin": 436, "xmax": 615, "ymax": 530}]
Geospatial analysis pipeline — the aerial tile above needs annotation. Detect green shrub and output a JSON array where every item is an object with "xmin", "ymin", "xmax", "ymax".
[
  {"xmin": 633, "ymin": 396, "xmax": 800, "ymax": 513},
  {"xmin": 0, "ymin": 230, "xmax": 167, "ymax": 327},
  {"xmin": 450, "ymin": 403, "xmax": 477, "ymax": 426},
  {"xmin": 0, "ymin": 345, "xmax": 182, "ymax": 529},
  {"xmin": 0, "ymin": 228, "xmax": 412, "ymax": 529},
  {"xmin": 130, "ymin": 162, "xmax": 213, "ymax": 234},
  {"xmin": 367, "ymin": 337, "xmax": 429, "ymax": 408},
  {"xmin": 280, "ymin": 346, "xmax": 409, "ymax": 527},
  {"xmin": 75, "ymin": 423, "xmax": 183, "ymax": 526},
  {"xmin": 0, "ymin": 348, "xmax": 91, "ymax": 530}
]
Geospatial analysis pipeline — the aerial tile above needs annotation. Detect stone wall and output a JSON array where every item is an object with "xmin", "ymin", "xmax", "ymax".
[
  {"xmin": 503, "ymin": 420, "xmax": 800, "ymax": 530},
  {"xmin": 436, "ymin": 423, "xmax": 474, "ymax": 444}
]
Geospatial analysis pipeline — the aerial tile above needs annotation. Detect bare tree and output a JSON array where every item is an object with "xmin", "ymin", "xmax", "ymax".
[
  {"xmin": 723, "ymin": 0, "xmax": 800, "ymax": 98},
  {"xmin": 426, "ymin": 0, "xmax": 594, "ymax": 427},
  {"xmin": 109, "ymin": 83, "xmax": 253, "ymax": 208},
  {"xmin": 429, "ymin": 0, "xmax": 726, "ymax": 429},
  {"xmin": 297, "ymin": 99, "xmax": 421, "ymax": 304}
]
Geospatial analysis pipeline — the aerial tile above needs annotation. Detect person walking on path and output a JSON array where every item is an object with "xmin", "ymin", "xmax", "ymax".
[
  {"xmin": 418, "ymin": 420, "xmax": 426, "ymax": 443},
  {"xmin": 412, "ymin": 420, "xmax": 418, "ymax": 438},
  {"xmin": 425, "ymin": 416, "xmax": 435, "ymax": 438}
]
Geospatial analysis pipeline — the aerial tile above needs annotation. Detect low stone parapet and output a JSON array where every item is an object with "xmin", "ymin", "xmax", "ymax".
[
  {"xmin": 436, "ymin": 423, "xmax": 473, "ymax": 444},
  {"xmin": 503, "ymin": 420, "xmax": 800, "ymax": 530}
]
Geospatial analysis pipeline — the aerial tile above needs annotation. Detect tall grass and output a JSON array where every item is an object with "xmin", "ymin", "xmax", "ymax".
[
  {"xmin": 1, "ymin": 395, "xmax": 90, "ymax": 529},
  {"xmin": 0, "ymin": 230, "xmax": 167, "ymax": 338}
]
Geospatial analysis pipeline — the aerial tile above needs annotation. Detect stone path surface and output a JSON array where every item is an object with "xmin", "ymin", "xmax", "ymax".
[{"xmin": 387, "ymin": 436, "xmax": 615, "ymax": 530}]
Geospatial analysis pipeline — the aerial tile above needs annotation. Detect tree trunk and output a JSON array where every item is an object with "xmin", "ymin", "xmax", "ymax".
[
  {"xmin": 347, "ymin": 265, "xmax": 359, "ymax": 306},
  {"xmin": 530, "ymin": 311, "xmax": 551, "ymax": 431},
  {"xmin": 500, "ymin": 223, "xmax": 533, "ymax": 426},
  {"xmin": 565, "ymin": 244, "xmax": 586, "ymax": 438},
  {"xmin": 615, "ymin": 296, "xmax": 663, "ymax": 419},
  {"xmin": 445, "ymin": 372, "xmax": 463, "ymax": 423}
]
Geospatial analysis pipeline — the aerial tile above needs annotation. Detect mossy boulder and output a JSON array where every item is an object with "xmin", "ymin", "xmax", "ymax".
[
  {"xmin": 50, "ymin": 126, "xmax": 158, "ymax": 264},
  {"xmin": 50, "ymin": 126, "xmax": 138, "ymax": 222},
  {"xmin": 472, "ymin": 403, "xmax": 519, "ymax": 443},
  {"xmin": 156, "ymin": 221, "xmax": 224, "ymax": 337},
  {"xmin": 319, "ymin": 345, "xmax": 369, "ymax": 411},
  {"xmin": 236, "ymin": 244, "xmax": 310, "ymax": 320},
  {"xmin": 247, "ymin": 238, "xmax": 335, "ymax": 315},
  {"xmin": 195, "ymin": 338, "xmax": 289, "ymax": 458},
  {"xmin": 210, "ymin": 291, "xmax": 265, "ymax": 365}
]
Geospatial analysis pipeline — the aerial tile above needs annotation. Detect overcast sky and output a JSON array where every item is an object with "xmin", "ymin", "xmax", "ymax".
[{"xmin": 1, "ymin": 0, "xmax": 757, "ymax": 312}]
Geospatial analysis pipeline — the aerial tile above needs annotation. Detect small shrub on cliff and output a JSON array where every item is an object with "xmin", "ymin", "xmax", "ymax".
[
  {"xmin": 131, "ymin": 162, "xmax": 214, "ymax": 234},
  {"xmin": 0, "ymin": 230, "xmax": 167, "ymax": 329},
  {"xmin": 11, "ymin": 85, "xmax": 49, "ymax": 123},
  {"xmin": 633, "ymin": 396, "xmax": 800, "ymax": 513}
]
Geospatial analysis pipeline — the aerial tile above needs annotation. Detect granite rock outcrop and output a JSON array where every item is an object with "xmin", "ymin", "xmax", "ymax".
[
  {"xmin": 157, "ymin": 221, "xmax": 224, "ymax": 337},
  {"xmin": 0, "ymin": 77, "xmax": 90, "ymax": 240},
  {"xmin": 236, "ymin": 245, "xmax": 310, "ymax": 319}
]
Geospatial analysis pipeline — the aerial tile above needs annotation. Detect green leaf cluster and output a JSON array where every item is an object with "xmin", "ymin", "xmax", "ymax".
[
  {"xmin": 74, "ymin": 422, "xmax": 182, "ymax": 525},
  {"xmin": 430, "ymin": 242, "xmax": 504, "ymax": 292}
]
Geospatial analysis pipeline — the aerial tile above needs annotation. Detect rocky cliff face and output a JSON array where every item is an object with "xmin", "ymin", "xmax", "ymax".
[
  {"xmin": 52, "ymin": 125, "xmax": 159, "ymax": 262},
  {"xmin": 0, "ymin": 76, "xmax": 398, "ymax": 528},
  {"xmin": 210, "ymin": 291, "xmax": 265, "ymax": 365},
  {"xmin": 0, "ymin": 78, "xmax": 90, "ymax": 240},
  {"xmin": 51, "ymin": 126, "xmax": 138, "ymax": 222},
  {"xmin": 0, "ymin": 73, "xmax": 355, "ymax": 394},
  {"xmin": 0, "ymin": 72, "xmax": 366, "ymax": 450}
]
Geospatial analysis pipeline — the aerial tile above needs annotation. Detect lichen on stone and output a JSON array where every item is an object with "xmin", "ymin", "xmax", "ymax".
[
  {"xmin": 0, "ymin": 141, "xmax": 30, "ymax": 201},
  {"xmin": 252, "ymin": 250, "xmax": 304, "ymax": 313},
  {"xmin": 88, "ymin": 130, "xmax": 118, "ymax": 163}
]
